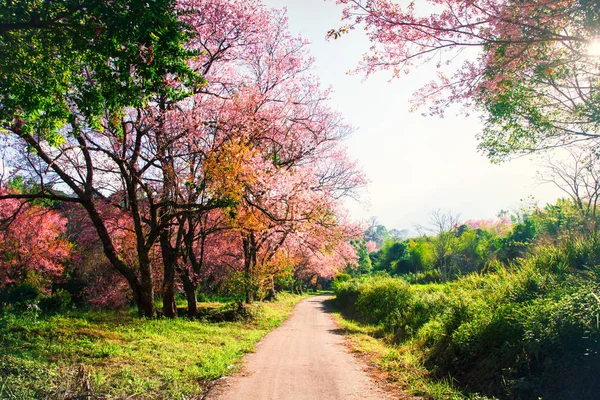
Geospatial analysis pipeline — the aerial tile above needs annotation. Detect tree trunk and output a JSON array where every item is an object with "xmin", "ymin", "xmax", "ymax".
[
  {"xmin": 182, "ymin": 275, "xmax": 198, "ymax": 318},
  {"xmin": 242, "ymin": 233, "xmax": 257, "ymax": 304},
  {"xmin": 13, "ymin": 121, "xmax": 160, "ymax": 318},
  {"xmin": 138, "ymin": 280, "xmax": 155, "ymax": 318},
  {"xmin": 265, "ymin": 275, "xmax": 276, "ymax": 301},
  {"xmin": 82, "ymin": 200, "xmax": 155, "ymax": 317},
  {"xmin": 442, "ymin": 260, "xmax": 447, "ymax": 282},
  {"xmin": 160, "ymin": 231, "xmax": 177, "ymax": 318},
  {"xmin": 138, "ymin": 251, "xmax": 156, "ymax": 318},
  {"xmin": 245, "ymin": 289, "xmax": 254, "ymax": 304},
  {"xmin": 162, "ymin": 262, "xmax": 177, "ymax": 318}
]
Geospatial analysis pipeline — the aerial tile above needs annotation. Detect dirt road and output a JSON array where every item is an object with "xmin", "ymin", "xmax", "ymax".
[{"xmin": 207, "ymin": 294, "xmax": 390, "ymax": 400}]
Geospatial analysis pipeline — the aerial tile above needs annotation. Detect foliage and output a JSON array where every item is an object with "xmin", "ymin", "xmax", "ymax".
[
  {"xmin": 366, "ymin": 198, "xmax": 600, "ymax": 281},
  {"xmin": 330, "ymin": 312, "xmax": 483, "ymax": 400},
  {"xmin": 334, "ymin": 236, "xmax": 600, "ymax": 399},
  {"xmin": 348, "ymin": 239, "xmax": 373, "ymax": 275},
  {"xmin": 0, "ymin": 284, "xmax": 72, "ymax": 315},
  {"xmin": 332, "ymin": 273, "xmax": 352, "ymax": 292},
  {"xmin": 354, "ymin": 277, "xmax": 411, "ymax": 327},
  {"xmin": 368, "ymin": 215, "xmax": 510, "ymax": 279},
  {"xmin": 333, "ymin": 0, "xmax": 600, "ymax": 159},
  {"xmin": 0, "ymin": 0, "xmax": 201, "ymax": 141},
  {"xmin": 0, "ymin": 0, "xmax": 363, "ymax": 316},
  {"xmin": 0, "ymin": 194, "xmax": 71, "ymax": 292},
  {"xmin": 364, "ymin": 218, "xmax": 390, "ymax": 249},
  {"xmin": 373, "ymin": 239, "xmax": 410, "ymax": 274},
  {"xmin": 406, "ymin": 237, "xmax": 436, "ymax": 273},
  {"xmin": 538, "ymin": 147, "xmax": 600, "ymax": 234}
]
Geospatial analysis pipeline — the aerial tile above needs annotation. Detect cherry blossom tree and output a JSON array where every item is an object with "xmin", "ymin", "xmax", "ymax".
[
  {"xmin": 0, "ymin": 0, "xmax": 364, "ymax": 317},
  {"xmin": 149, "ymin": 0, "xmax": 363, "ymax": 312},
  {"xmin": 463, "ymin": 217, "xmax": 512, "ymax": 236},
  {"xmin": 161, "ymin": 1, "xmax": 365, "ymax": 307},
  {"xmin": 290, "ymin": 219, "xmax": 360, "ymax": 290},
  {"xmin": 365, "ymin": 240, "xmax": 377, "ymax": 253},
  {"xmin": 332, "ymin": 0, "xmax": 600, "ymax": 159},
  {"xmin": 0, "ymin": 0, "xmax": 204, "ymax": 317},
  {"xmin": 63, "ymin": 201, "xmax": 163, "ymax": 310},
  {"xmin": 0, "ymin": 0, "xmax": 256, "ymax": 317},
  {"xmin": 0, "ymin": 191, "xmax": 71, "ymax": 291}
]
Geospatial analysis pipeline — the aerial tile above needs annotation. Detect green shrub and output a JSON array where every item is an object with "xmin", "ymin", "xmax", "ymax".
[
  {"xmin": 0, "ymin": 285, "xmax": 73, "ymax": 316},
  {"xmin": 335, "ymin": 238, "xmax": 600, "ymax": 399},
  {"xmin": 528, "ymin": 235, "xmax": 600, "ymax": 274},
  {"xmin": 402, "ymin": 269, "xmax": 442, "ymax": 284},
  {"xmin": 333, "ymin": 278, "xmax": 364, "ymax": 313},
  {"xmin": 331, "ymin": 273, "xmax": 351, "ymax": 292},
  {"xmin": 39, "ymin": 289, "xmax": 72, "ymax": 314},
  {"xmin": 0, "ymin": 284, "xmax": 42, "ymax": 306},
  {"xmin": 355, "ymin": 278, "xmax": 412, "ymax": 328},
  {"xmin": 0, "ymin": 284, "xmax": 43, "ymax": 315}
]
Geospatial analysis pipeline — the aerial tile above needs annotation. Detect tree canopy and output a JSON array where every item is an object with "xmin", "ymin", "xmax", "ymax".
[
  {"xmin": 0, "ymin": 0, "xmax": 202, "ymax": 143},
  {"xmin": 0, "ymin": 0, "xmax": 364, "ymax": 317},
  {"xmin": 332, "ymin": 0, "xmax": 600, "ymax": 160}
]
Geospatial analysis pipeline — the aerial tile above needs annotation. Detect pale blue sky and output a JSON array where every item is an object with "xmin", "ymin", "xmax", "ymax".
[{"xmin": 262, "ymin": 0, "xmax": 562, "ymax": 230}]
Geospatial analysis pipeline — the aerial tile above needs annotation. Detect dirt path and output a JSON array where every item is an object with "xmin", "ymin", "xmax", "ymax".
[{"xmin": 206, "ymin": 294, "xmax": 391, "ymax": 400}]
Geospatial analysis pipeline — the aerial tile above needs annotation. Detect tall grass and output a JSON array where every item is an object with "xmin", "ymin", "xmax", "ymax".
[{"xmin": 334, "ymin": 237, "xmax": 600, "ymax": 399}]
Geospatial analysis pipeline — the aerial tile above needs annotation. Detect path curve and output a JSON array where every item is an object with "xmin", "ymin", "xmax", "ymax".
[{"xmin": 207, "ymin": 294, "xmax": 390, "ymax": 400}]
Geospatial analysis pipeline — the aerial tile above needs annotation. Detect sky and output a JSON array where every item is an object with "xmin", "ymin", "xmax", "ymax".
[{"xmin": 261, "ymin": 0, "xmax": 563, "ymax": 231}]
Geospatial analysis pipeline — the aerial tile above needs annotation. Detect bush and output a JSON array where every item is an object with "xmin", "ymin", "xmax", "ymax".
[
  {"xmin": 334, "ymin": 240, "xmax": 600, "ymax": 399},
  {"xmin": 332, "ymin": 273, "xmax": 351, "ymax": 288},
  {"xmin": 355, "ymin": 278, "xmax": 412, "ymax": 327},
  {"xmin": 333, "ymin": 278, "xmax": 364, "ymax": 313},
  {"xmin": 39, "ymin": 289, "xmax": 72, "ymax": 314},
  {"xmin": 402, "ymin": 269, "xmax": 442, "ymax": 284},
  {"xmin": 0, "ymin": 283, "xmax": 43, "ymax": 315},
  {"xmin": 0, "ymin": 283, "xmax": 42, "ymax": 306},
  {"xmin": 528, "ymin": 234, "xmax": 600, "ymax": 274},
  {"xmin": 0, "ymin": 284, "xmax": 72, "ymax": 315}
]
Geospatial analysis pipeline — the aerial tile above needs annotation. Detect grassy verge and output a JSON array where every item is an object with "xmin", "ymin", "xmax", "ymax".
[
  {"xmin": 0, "ymin": 292, "xmax": 304, "ymax": 399},
  {"xmin": 331, "ymin": 264, "xmax": 600, "ymax": 399},
  {"xmin": 328, "ymin": 307, "xmax": 480, "ymax": 400}
]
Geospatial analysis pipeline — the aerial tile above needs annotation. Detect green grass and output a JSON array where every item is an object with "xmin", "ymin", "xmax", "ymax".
[
  {"xmin": 329, "ymin": 308, "xmax": 484, "ymax": 400},
  {"xmin": 0, "ymin": 292, "xmax": 304, "ymax": 399}
]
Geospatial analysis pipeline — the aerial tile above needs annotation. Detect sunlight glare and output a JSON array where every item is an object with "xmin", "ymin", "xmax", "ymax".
[{"xmin": 588, "ymin": 38, "xmax": 600, "ymax": 57}]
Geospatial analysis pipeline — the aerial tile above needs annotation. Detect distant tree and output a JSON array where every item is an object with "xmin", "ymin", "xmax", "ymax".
[
  {"xmin": 453, "ymin": 226, "xmax": 494, "ymax": 273},
  {"xmin": 389, "ymin": 228, "xmax": 409, "ymax": 241},
  {"xmin": 497, "ymin": 215, "xmax": 539, "ymax": 263},
  {"xmin": 418, "ymin": 210, "xmax": 461, "ymax": 281},
  {"xmin": 533, "ymin": 199, "xmax": 587, "ymax": 240},
  {"xmin": 349, "ymin": 239, "xmax": 373, "ymax": 276},
  {"xmin": 406, "ymin": 237, "xmax": 435, "ymax": 274},
  {"xmin": 364, "ymin": 217, "xmax": 390, "ymax": 249},
  {"xmin": 365, "ymin": 240, "xmax": 377, "ymax": 253},
  {"xmin": 538, "ymin": 147, "xmax": 600, "ymax": 233},
  {"xmin": 373, "ymin": 240, "xmax": 409, "ymax": 274}
]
